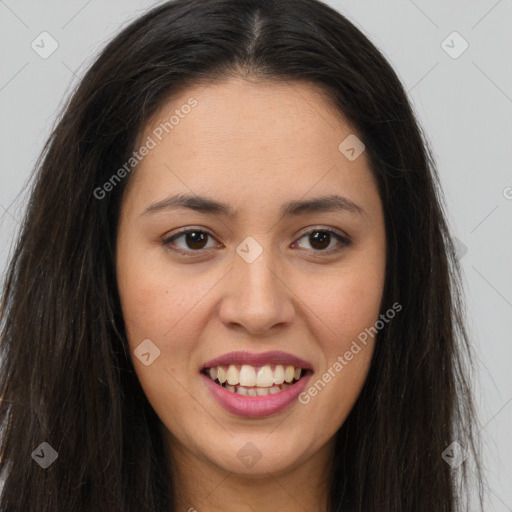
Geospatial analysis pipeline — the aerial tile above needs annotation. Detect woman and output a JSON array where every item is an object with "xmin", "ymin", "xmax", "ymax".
[{"xmin": 0, "ymin": 0, "xmax": 485, "ymax": 510}]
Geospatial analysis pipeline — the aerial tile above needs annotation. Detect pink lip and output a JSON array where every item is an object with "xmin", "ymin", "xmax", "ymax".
[
  {"xmin": 201, "ymin": 372, "xmax": 312, "ymax": 418},
  {"xmin": 202, "ymin": 350, "xmax": 313, "ymax": 370}
]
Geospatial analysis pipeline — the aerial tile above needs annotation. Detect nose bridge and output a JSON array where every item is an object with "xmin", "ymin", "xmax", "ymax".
[
  {"xmin": 239, "ymin": 249, "xmax": 279, "ymax": 301},
  {"xmin": 219, "ymin": 236, "xmax": 294, "ymax": 333}
]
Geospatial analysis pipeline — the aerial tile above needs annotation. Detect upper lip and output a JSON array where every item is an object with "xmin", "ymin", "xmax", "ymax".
[{"xmin": 202, "ymin": 350, "xmax": 313, "ymax": 371}]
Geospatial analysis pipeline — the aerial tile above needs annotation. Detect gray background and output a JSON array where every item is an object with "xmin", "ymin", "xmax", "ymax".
[{"xmin": 1, "ymin": 0, "xmax": 511, "ymax": 509}]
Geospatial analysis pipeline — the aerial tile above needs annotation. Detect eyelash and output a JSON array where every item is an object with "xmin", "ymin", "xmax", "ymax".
[{"xmin": 161, "ymin": 226, "xmax": 351, "ymax": 258}]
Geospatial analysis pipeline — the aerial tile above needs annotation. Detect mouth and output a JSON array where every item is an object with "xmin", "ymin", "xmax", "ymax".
[
  {"xmin": 201, "ymin": 364, "xmax": 313, "ymax": 397},
  {"xmin": 200, "ymin": 350, "xmax": 314, "ymax": 417}
]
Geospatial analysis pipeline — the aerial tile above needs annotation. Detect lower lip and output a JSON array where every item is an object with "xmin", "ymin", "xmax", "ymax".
[{"xmin": 201, "ymin": 372, "xmax": 312, "ymax": 418}]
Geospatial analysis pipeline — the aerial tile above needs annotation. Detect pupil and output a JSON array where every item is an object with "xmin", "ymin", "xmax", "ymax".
[{"xmin": 310, "ymin": 231, "xmax": 329, "ymax": 250}]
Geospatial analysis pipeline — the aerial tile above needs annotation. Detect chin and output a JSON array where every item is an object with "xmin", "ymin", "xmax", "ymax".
[{"xmin": 202, "ymin": 433, "xmax": 313, "ymax": 476}]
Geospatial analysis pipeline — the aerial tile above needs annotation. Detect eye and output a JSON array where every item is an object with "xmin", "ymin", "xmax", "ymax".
[
  {"xmin": 162, "ymin": 226, "xmax": 351, "ymax": 257},
  {"xmin": 292, "ymin": 227, "xmax": 350, "ymax": 255},
  {"xmin": 162, "ymin": 228, "xmax": 220, "ymax": 256}
]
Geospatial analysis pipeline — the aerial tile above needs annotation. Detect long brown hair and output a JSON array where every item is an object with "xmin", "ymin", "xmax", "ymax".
[{"xmin": 0, "ymin": 0, "xmax": 484, "ymax": 510}]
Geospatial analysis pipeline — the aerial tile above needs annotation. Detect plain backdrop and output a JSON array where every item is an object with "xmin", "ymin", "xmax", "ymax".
[{"xmin": 0, "ymin": 1, "xmax": 511, "ymax": 510}]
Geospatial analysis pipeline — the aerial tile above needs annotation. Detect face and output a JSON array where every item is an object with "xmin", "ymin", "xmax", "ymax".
[{"xmin": 116, "ymin": 77, "xmax": 386, "ymax": 478}]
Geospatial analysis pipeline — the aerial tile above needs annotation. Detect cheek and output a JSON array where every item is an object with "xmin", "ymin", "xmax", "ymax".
[
  {"xmin": 293, "ymin": 249, "xmax": 385, "ymax": 431},
  {"xmin": 116, "ymin": 249, "xmax": 220, "ymax": 379},
  {"xmin": 295, "ymin": 279, "xmax": 381, "ymax": 441},
  {"xmin": 306, "ymin": 259, "xmax": 385, "ymax": 350},
  {"xmin": 116, "ymin": 258, "xmax": 202, "ymax": 421},
  {"xmin": 116, "ymin": 241, "xmax": 192, "ymax": 343}
]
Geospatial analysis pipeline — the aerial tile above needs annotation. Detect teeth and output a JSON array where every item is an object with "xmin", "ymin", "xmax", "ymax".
[
  {"xmin": 226, "ymin": 364, "xmax": 239, "ymax": 385},
  {"xmin": 273, "ymin": 365, "xmax": 285, "ymax": 385},
  {"xmin": 217, "ymin": 366, "xmax": 227, "ymax": 384},
  {"xmin": 239, "ymin": 365, "xmax": 256, "ymax": 386},
  {"xmin": 284, "ymin": 365, "xmax": 295, "ymax": 383},
  {"xmin": 205, "ymin": 363, "xmax": 307, "ymax": 396},
  {"xmin": 236, "ymin": 386, "xmax": 248, "ymax": 396},
  {"xmin": 256, "ymin": 365, "xmax": 274, "ymax": 387}
]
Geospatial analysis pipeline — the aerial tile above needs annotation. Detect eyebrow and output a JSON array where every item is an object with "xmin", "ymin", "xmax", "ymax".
[{"xmin": 140, "ymin": 193, "xmax": 366, "ymax": 219}]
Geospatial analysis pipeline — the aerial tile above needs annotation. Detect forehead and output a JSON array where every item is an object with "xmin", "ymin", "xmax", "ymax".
[
  {"xmin": 139, "ymin": 76, "xmax": 355, "ymax": 159},
  {"xmin": 124, "ymin": 77, "xmax": 378, "ymax": 218}
]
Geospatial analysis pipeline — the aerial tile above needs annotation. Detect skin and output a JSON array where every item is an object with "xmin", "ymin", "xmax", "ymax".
[{"xmin": 115, "ymin": 77, "xmax": 386, "ymax": 512}]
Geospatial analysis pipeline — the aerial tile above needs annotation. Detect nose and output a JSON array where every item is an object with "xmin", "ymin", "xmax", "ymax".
[{"xmin": 218, "ymin": 248, "xmax": 295, "ymax": 335}]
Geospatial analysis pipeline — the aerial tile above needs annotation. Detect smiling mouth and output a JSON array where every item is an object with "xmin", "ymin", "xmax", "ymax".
[{"xmin": 201, "ymin": 364, "xmax": 311, "ymax": 397}]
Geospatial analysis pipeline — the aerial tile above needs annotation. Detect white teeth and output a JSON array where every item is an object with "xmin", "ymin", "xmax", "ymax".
[
  {"xmin": 226, "ymin": 364, "xmax": 239, "ymax": 385},
  {"xmin": 256, "ymin": 365, "xmax": 274, "ymax": 387},
  {"xmin": 217, "ymin": 366, "xmax": 227, "ymax": 384},
  {"xmin": 273, "ymin": 365, "xmax": 285, "ymax": 384},
  {"xmin": 205, "ymin": 363, "xmax": 308, "ymax": 394},
  {"xmin": 284, "ymin": 365, "xmax": 295, "ymax": 383},
  {"xmin": 223, "ymin": 380, "xmax": 301, "ymax": 396},
  {"xmin": 239, "ymin": 365, "xmax": 256, "ymax": 387},
  {"xmin": 236, "ymin": 386, "xmax": 248, "ymax": 396}
]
